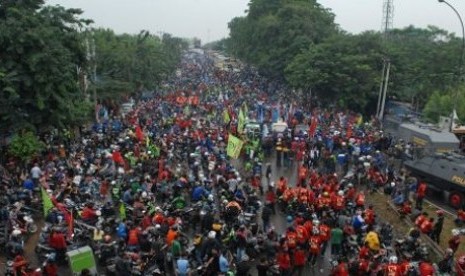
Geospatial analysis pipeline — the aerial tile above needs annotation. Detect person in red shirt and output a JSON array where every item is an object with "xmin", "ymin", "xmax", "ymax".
[
  {"xmin": 265, "ymin": 187, "xmax": 276, "ymax": 214},
  {"xmin": 332, "ymin": 190, "xmax": 346, "ymax": 212},
  {"xmin": 455, "ymin": 208, "xmax": 465, "ymax": 226},
  {"xmin": 419, "ymin": 261, "xmax": 435, "ymax": 276},
  {"xmin": 295, "ymin": 224, "xmax": 309, "ymax": 247},
  {"xmin": 358, "ymin": 242, "xmax": 370, "ymax": 260},
  {"xmin": 127, "ymin": 226, "xmax": 141, "ymax": 249},
  {"xmin": 364, "ymin": 205, "xmax": 376, "ymax": 230},
  {"xmin": 286, "ymin": 227, "xmax": 298, "ymax": 250},
  {"xmin": 48, "ymin": 229, "xmax": 67, "ymax": 264},
  {"xmin": 415, "ymin": 212, "xmax": 428, "ymax": 228},
  {"xmin": 81, "ymin": 203, "xmax": 98, "ymax": 225},
  {"xmin": 384, "ymin": 256, "xmax": 401, "ymax": 276},
  {"xmin": 346, "ymin": 184, "xmax": 356, "ymax": 202},
  {"xmin": 358, "ymin": 258, "xmax": 370, "ymax": 275},
  {"xmin": 420, "ymin": 218, "xmax": 434, "ymax": 235},
  {"xmin": 355, "ymin": 191, "xmax": 365, "ymax": 208},
  {"xmin": 292, "ymin": 246, "xmax": 306, "ymax": 276},
  {"xmin": 277, "ymin": 250, "xmax": 291, "ymax": 275},
  {"xmin": 416, "ymin": 181, "xmax": 427, "ymax": 210},
  {"xmin": 319, "ymin": 223, "xmax": 331, "ymax": 255},
  {"xmin": 308, "ymin": 234, "xmax": 321, "ymax": 266},
  {"xmin": 449, "ymin": 229, "xmax": 461, "ymax": 253},
  {"xmin": 331, "ymin": 259, "xmax": 349, "ymax": 276}
]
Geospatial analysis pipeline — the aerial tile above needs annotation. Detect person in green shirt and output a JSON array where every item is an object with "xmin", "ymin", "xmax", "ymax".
[
  {"xmin": 172, "ymin": 195, "xmax": 186, "ymax": 210},
  {"xmin": 171, "ymin": 237, "xmax": 182, "ymax": 258},
  {"xmin": 330, "ymin": 226, "xmax": 344, "ymax": 256}
]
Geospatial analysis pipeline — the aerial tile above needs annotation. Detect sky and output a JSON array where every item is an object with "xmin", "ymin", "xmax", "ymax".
[{"xmin": 46, "ymin": 0, "xmax": 465, "ymax": 43}]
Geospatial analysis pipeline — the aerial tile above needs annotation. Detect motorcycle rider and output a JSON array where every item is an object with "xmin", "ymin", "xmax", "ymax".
[
  {"xmin": 48, "ymin": 228, "xmax": 67, "ymax": 264},
  {"xmin": 384, "ymin": 256, "xmax": 401, "ymax": 276},
  {"xmin": 81, "ymin": 202, "xmax": 98, "ymax": 225}
]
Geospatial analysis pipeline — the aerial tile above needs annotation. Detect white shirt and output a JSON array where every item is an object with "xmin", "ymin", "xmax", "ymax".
[{"xmin": 31, "ymin": 166, "xmax": 42, "ymax": 179}]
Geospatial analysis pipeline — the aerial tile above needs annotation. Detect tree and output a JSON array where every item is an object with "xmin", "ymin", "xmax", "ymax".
[
  {"xmin": 8, "ymin": 132, "xmax": 44, "ymax": 163},
  {"xmin": 285, "ymin": 32, "xmax": 384, "ymax": 111},
  {"xmin": 228, "ymin": 0, "xmax": 337, "ymax": 78},
  {"xmin": 0, "ymin": 0, "xmax": 92, "ymax": 131},
  {"xmin": 91, "ymin": 29, "xmax": 188, "ymax": 101}
]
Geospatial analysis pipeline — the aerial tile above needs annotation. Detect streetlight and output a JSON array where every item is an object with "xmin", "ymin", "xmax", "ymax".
[{"xmin": 438, "ymin": 0, "xmax": 465, "ymax": 128}]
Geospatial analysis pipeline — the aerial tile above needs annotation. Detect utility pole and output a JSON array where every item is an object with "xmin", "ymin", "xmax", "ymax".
[
  {"xmin": 379, "ymin": 61, "xmax": 391, "ymax": 121},
  {"xmin": 377, "ymin": 0, "xmax": 394, "ymax": 120}
]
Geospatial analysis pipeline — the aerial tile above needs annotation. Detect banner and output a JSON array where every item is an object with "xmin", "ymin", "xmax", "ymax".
[
  {"xmin": 41, "ymin": 188, "xmax": 54, "ymax": 217},
  {"xmin": 238, "ymin": 108, "xmax": 246, "ymax": 134},
  {"xmin": 223, "ymin": 109, "xmax": 230, "ymax": 125},
  {"xmin": 227, "ymin": 134, "xmax": 244, "ymax": 159}
]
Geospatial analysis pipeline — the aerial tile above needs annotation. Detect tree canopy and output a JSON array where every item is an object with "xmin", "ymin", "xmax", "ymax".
[
  {"xmin": 226, "ymin": 0, "xmax": 465, "ymax": 118},
  {"xmin": 0, "ymin": 0, "xmax": 188, "ymax": 134}
]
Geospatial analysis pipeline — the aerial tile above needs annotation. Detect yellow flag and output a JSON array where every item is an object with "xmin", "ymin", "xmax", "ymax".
[
  {"xmin": 223, "ymin": 109, "xmax": 230, "ymax": 124},
  {"xmin": 356, "ymin": 115, "xmax": 363, "ymax": 126},
  {"xmin": 227, "ymin": 134, "xmax": 244, "ymax": 159}
]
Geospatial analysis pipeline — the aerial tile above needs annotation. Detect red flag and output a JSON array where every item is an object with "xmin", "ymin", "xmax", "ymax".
[
  {"xmin": 309, "ymin": 116, "xmax": 318, "ymax": 137},
  {"xmin": 346, "ymin": 124, "xmax": 353, "ymax": 139},
  {"xmin": 135, "ymin": 125, "xmax": 144, "ymax": 142},
  {"xmin": 158, "ymin": 158, "xmax": 165, "ymax": 181}
]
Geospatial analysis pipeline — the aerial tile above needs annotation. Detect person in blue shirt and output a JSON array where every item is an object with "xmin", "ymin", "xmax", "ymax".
[
  {"xmin": 122, "ymin": 188, "xmax": 133, "ymax": 205},
  {"xmin": 23, "ymin": 178, "xmax": 34, "ymax": 191},
  {"xmin": 219, "ymin": 251, "xmax": 230, "ymax": 274},
  {"xmin": 116, "ymin": 221, "xmax": 128, "ymax": 240},
  {"xmin": 175, "ymin": 252, "xmax": 190, "ymax": 276},
  {"xmin": 192, "ymin": 184, "xmax": 208, "ymax": 202}
]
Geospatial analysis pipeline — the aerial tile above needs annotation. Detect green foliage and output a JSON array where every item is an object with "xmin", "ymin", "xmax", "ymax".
[
  {"xmin": 0, "ymin": 0, "xmax": 92, "ymax": 131},
  {"xmin": 228, "ymin": 0, "xmax": 337, "ymax": 78},
  {"xmin": 423, "ymin": 87, "xmax": 465, "ymax": 123},
  {"xmin": 228, "ymin": 0, "xmax": 464, "ymax": 115},
  {"xmin": 91, "ymin": 29, "xmax": 188, "ymax": 100},
  {"xmin": 8, "ymin": 132, "xmax": 44, "ymax": 162},
  {"xmin": 285, "ymin": 32, "xmax": 384, "ymax": 110}
]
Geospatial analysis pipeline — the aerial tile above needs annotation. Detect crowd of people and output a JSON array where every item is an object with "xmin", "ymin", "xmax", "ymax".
[{"xmin": 0, "ymin": 49, "xmax": 463, "ymax": 276}]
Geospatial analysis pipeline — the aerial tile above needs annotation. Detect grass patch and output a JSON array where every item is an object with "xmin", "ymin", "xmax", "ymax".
[{"xmin": 366, "ymin": 192, "xmax": 465, "ymax": 262}]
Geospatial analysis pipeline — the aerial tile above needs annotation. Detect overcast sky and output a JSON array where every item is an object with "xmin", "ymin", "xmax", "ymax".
[{"xmin": 46, "ymin": 0, "xmax": 465, "ymax": 43}]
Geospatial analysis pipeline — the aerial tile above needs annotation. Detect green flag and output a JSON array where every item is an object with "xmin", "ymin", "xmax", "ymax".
[
  {"xmin": 119, "ymin": 202, "xmax": 126, "ymax": 220},
  {"xmin": 227, "ymin": 134, "xmax": 244, "ymax": 159},
  {"xmin": 41, "ymin": 187, "xmax": 54, "ymax": 217},
  {"xmin": 238, "ymin": 108, "xmax": 246, "ymax": 134}
]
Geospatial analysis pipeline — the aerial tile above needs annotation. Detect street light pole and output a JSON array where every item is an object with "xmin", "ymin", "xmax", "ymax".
[{"xmin": 438, "ymin": 0, "xmax": 465, "ymax": 128}]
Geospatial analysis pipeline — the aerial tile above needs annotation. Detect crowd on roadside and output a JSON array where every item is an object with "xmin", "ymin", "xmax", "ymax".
[{"xmin": 0, "ymin": 49, "xmax": 463, "ymax": 276}]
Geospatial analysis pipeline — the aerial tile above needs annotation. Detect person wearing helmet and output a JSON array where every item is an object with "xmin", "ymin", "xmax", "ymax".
[
  {"xmin": 332, "ymin": 190, "xmax": 346, "ymax": 212},
  {"xmin": 384, "ymin": 256, "xmax": 401, "ymax": 276}
]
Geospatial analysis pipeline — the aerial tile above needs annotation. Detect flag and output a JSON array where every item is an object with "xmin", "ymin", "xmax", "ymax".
[
  {"xmin": 356, "ymin": 115, "xmax": 363, "ymax": 126},
  {"xmin": 146, "ymin": 135, "xmax": 150, "ymax": 148},
  {"xmin": 135, "ymin": 125, "xmax": 144, "ymax": 142},
  {"xmin": 227, "ymin": 134, "xmax": 244, "ymax": 159},
  {"xmin": 41, "ymin": 188, "xmax": 54, "ymax": 217},
  {"xmin": 223, "ymin": 109, "xmax": 230, "ymax": 124},
  {"xmin": 238, "ymin": 108, "xmax": 246, "ymax": 134},
  {"xmin": 119, "ymin": 202, "xmax": 126, "ymax": 220},
  {"xmin": 309, "ymin": 116, "xmax": 318, "ymax": 137}
]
